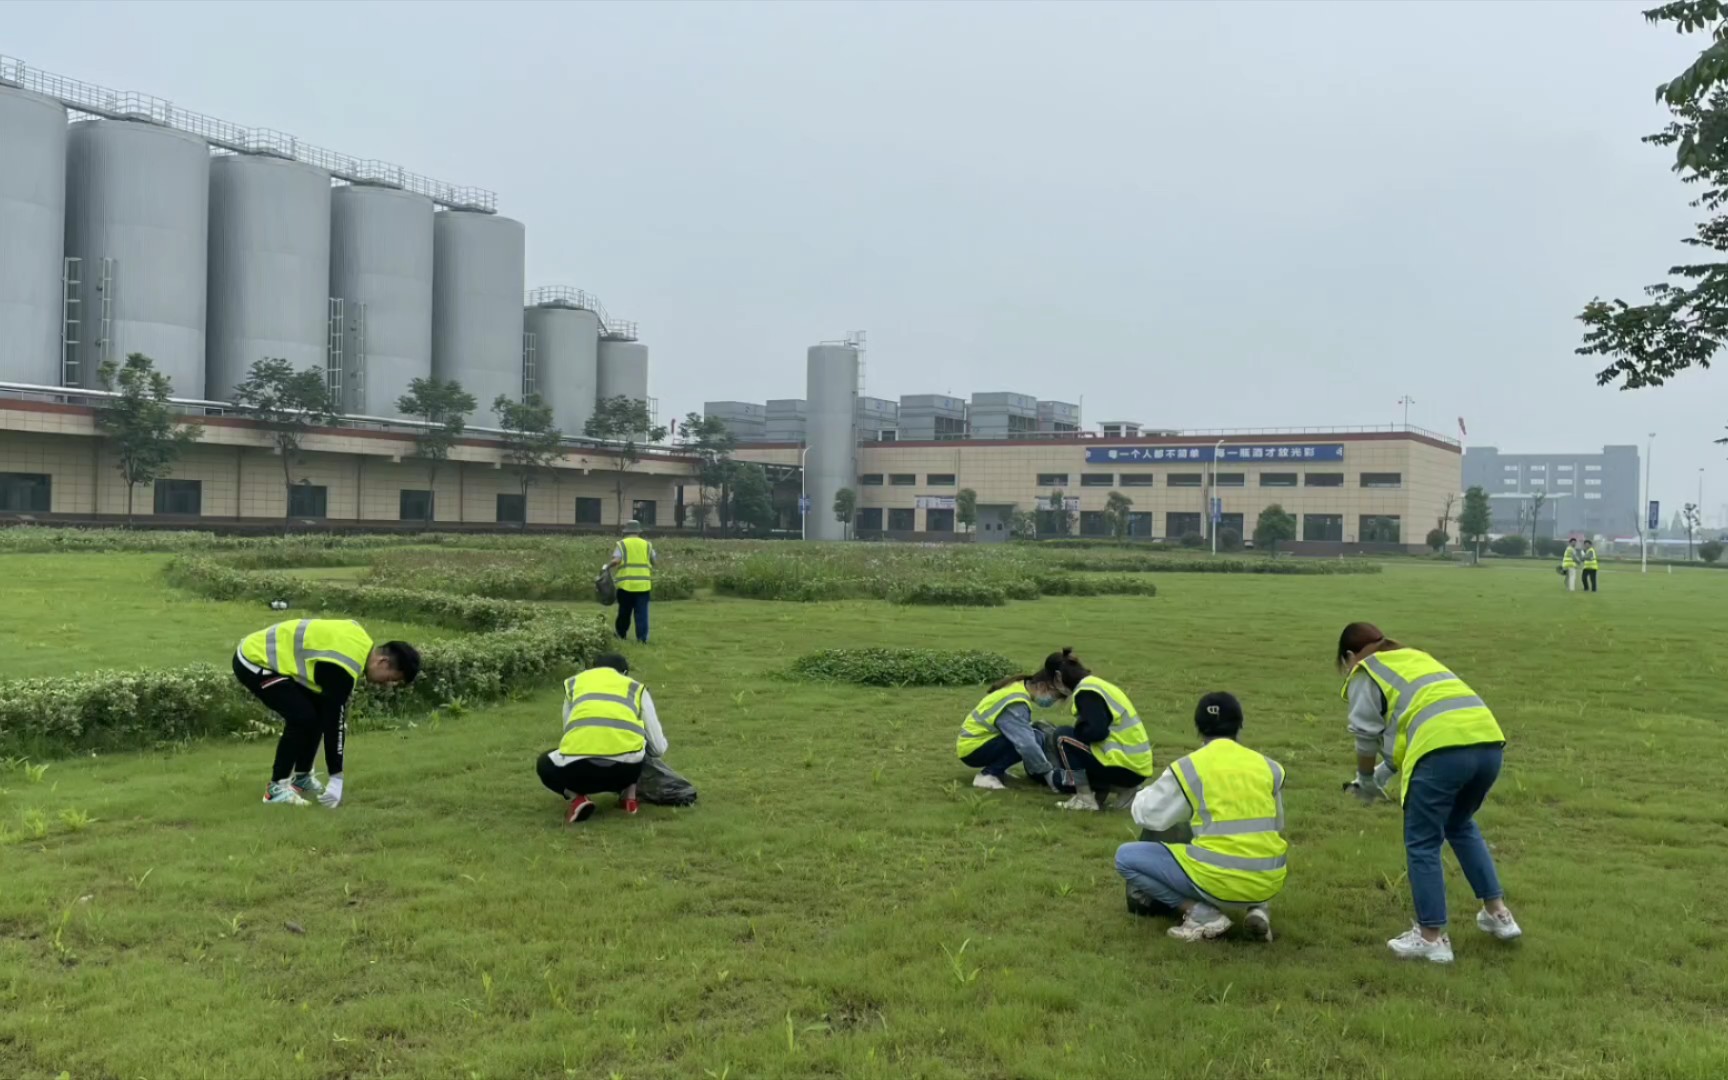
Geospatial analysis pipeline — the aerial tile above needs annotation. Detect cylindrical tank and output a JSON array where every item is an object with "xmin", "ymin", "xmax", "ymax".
[
  {"xmin": 524, "ymin": 303, "xmax": 599, "ymax": 436},
  {"xmin": 205, "ymin": 155, "xmax": 332, "ymax": 402},
  {"xmin": 596, "ymin": 340, "xmax": 649, "ymax": 404},
  {"xmin": 432, "ymin": 210, "xmax": 525, "ymax": 413},
  {"xmin": 805, "ymin": 344, "xmax": 859, "ymax": 541},
  {"xmin": 63, "ymin": 119, "xmax": 211, "ymax": 397},
  {"xmin": 329, "ymin": 185, "xmax": 434, "ymax": 417},
  {"xmin": 0, "ymin": 85, "xmax": 68, "ymax": 386}
]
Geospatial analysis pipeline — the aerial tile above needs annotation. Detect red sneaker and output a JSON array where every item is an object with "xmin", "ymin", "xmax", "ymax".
[
  {"xmin": 622, "ymin": 797, "xmax": 640, "ymax": 816},
  {"xmin": 565, "ymin": 796, "xmax": 596, "ymax": 824}
]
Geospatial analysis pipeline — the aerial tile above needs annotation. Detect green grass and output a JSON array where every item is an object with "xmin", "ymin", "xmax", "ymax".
[
  {"xmin": 0, "ymin": 554, "xmax": 444, "ymax": 679},
  {"xmin": 4, "ymin": 555, "xmax": 1728, "ymax": 1078}
]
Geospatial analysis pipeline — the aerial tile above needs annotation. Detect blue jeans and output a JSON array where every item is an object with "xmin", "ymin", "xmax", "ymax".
[
  {"xmin": 1404, "ymin": 743, "xmax": 1505, "ymax": 929},
  {"xmin": 960, "ymin": 703, "xmax": 1054, "ymax": 779},
  {"xmin": 1114, "ymin": 842, "xmax": 1230, "ymax": 920},
  {"xmin": 615, "ymin": 589, "xmax": 650, "ymax": 643}
]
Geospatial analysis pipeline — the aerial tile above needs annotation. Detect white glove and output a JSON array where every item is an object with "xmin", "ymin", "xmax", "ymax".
[
  {"xmin": 1372, "ymin": 761, "xmax": 1397, "ymax": 793},
  {"xmin": 319, "ymin": 774, "xmax": 344, "ymax": 808}
]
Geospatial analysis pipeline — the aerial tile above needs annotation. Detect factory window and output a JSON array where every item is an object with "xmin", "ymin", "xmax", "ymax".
[
  {"xmin": 856, "ymin": 507, "xmax": 884, "ymax": 532},
  {"xmin": 1166, "ymin": 512, "xmax": 1203, "ymax": 540},
  {"xmin": 632, "ymin": 500, "xmax": 658, "ymax": 527},
  {"xmin": 1127, "ymin": 512, "xmax": 1153, "ymax": 537},
  {"xmin": 154, "ymin": 479, "xmax": 202, "ymax": 516},
  {"xmin": 1036, "ymin": 473, "xmax": 1070, "ymax": 487},
  {"xmin": 1260, "ymin": 473, "xmax": 1298, "ymax": 488},
  {"xmin": 399, "ymin": 489, "xmax": 433, "ymax": 522},
  {"xmin": 1303, "ymin": 514, "xmax": 1344, "ymax": 542},
  {"xmin": 887, "ymin": 508, "xmax": 917, "ymax": 532},
  {"xmin": 1081, "ymin": 473, "xmax": 1115, "ymax": 487},
  {"xmin": 1168, "ymin": 473, "xmax": 1204, "ymax": 488},
  {"xmin": 1079, "ymin": 511, "xmax": 1112, "ymax": 537},
  {"xmin": 889, "ymin": 474, "xmax": 916, "ymax": 486},
  {"xmin": 860, "ymin": 474, "xmax": 885, "ymax": 487},
  {"xmin": 1585, "ymin": 478, "xmax": 1601, "ymax": 487},
  {"xmin": 1360, "ymin": 515, "xmax": 1402, "ymax": 543},
  {"xmin": 575, "ymin": 497, "xmax": 604, "ymax": 525},
  {"xmin": 496, "ymin": 493, "xmax": 526, "ymax": 524},
  {"xmin": 1304, "ymin": 473, "xmax": 1345, "ymax": 488},
  {"xmin": 1557, "ymin": 465, "xmax": 1574, "ymax": 472},
  {"xmin": 1214, "ymin": 473, "xmax": 1246, "ymax": 488},
  {"xmin": 1585, "ymin": 464, "xmax": 1602, "ymax": 472},
  {"xmin": 925, "ymin": 508, "xmax": 955, "ymax": 532},
  {"xmin": 1120, "ymin": 473, "xmax": 1154, "ymax": 488},
  {"xmin": 926, "ymin": 473, "xmax": 957, "ymax": 487},
  {"xmin": 1504, "ymin": 465, "xmax": 1519, "ymax": 472},
  {"xmin": 1217, "ymin": 512, "xmax": 1245, "ymax": 538},
  {"xmin": 0, "ymin": 472, "xmax": 51, "ymax": 513},
  {"xmin": 1584, "ymin": 493, "xmax": 1602, "ymax": 500},
  {"xmin": 1359, "ymin": 472, "xmax": 1403, "ymax": 489},
  {"xmin": 288, "ymin": 484, "xmax": 328, "ymax": 519}
]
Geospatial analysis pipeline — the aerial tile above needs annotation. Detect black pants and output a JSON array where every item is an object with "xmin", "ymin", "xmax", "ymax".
[
  {"xmin": 234, "ymin": 655, "xmax": 341, "ymax": 782},
  {"xmin": 1054, "ymin": 726, "xmax": 1147, "ymax": 803},
  {"xmin": 1583, "ymin": 568, "xmax": 1598, "ymax": 592},
  {"xmin": 614, "ymin": 589, "xmax": 651, "ymax": 642},
  {"xmin": 536, "ymin": 751, "xmax": 644, "ymax": 798}
]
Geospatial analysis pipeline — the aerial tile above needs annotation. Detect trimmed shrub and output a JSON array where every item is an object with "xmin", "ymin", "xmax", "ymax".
[
  {"xmin": 887, "ymin": 580, "xmax": 1008, "ymax": 606},
  {"xmin": 1179, "ymin": 532, "xmax": 1207, "ymax": 549},
  {"xmin": 1490, "ymin": 535, "xmax": 1530, "ymax": 557},
  {"xmin": 789, "ymin": 648, "xmax": 1020, "ymax": 687},
  {"xmin": 1029, "ymin": 574, "xmax": 1158, "ymax": 597},
  {"xmin": 1049, "ymin": 555, "xmax": 1380, "ymax": 576},
  {"xmin": 1426, "ymin": 528, "xmax": 1449, "ymax": 553},
  {"xmin": 1217, "ymin": 527, "xmax": 1243, "ymax": 553},
  {"xmin": 1533, "ymin": 538, "xmax": 1567, "ymax": 559},
  {"xmin": 1701, "ymin": 540, "xmax": 1724, "ymax": 564}
]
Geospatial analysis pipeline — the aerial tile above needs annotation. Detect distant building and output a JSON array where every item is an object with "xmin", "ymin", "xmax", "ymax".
[
  {"xmin": 764, "ymin": 399, "xmax": 807, "ymax": 443},
  {"xmin": 898, "ymin": 394, "xmax": 968, "ymax": 442},
  {"xmin": 703, "ymin": 401, "xmax": 768, "ymax": 444},
  {"xmin": 968, "ymin": 392, "xmax": 1039, "ymax": 439},
  {"xmin": 1462, "ymin": 445, "xmax": 1640, "ymax": 538},
  {"xmin": 1037, "ymin": 400, "xmax": 1080, "ymax": 434}
]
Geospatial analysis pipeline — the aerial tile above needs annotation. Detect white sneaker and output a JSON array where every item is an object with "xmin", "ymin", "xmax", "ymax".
[
  {"xmin": 262, "ymin": 781, "xmax": 310, "ymax": 806},
  {"xmin": 1476, "ymin": 908, "xmax": 1522, "ymax": 941},
  {"xmin": 1168, "ymin": 910, "xmax": 1233, "ymax": 942},
  {"xmin": 290, "ymin": 771, "xmax": 325, "ymax": 799},
  {"xmin": 972, "ymin": 773, "xmax": 1007, "ymax": 791},
  {"xmin": 1244, "ymin": 905, "xmax": 1274, "ymax": 942},
  {"xmin": 1387, "ymin": 926, "xmax": 1454, "ymax": 964},
  {"xmin": 1057, "ymin": 793, "xmax": 1098, "ymax": 811}
]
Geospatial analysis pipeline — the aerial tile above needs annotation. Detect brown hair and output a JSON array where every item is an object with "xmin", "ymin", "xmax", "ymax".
[{"xmin": 1335, "ymin": 622, "xmax": 1402, "ymax": 672}]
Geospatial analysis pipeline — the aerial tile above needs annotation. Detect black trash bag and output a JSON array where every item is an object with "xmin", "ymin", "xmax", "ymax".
[
  {"xmin": 638, "ymin": 756, "xmax": 697, "ymax": 806},
  {"xmin": 595, "ymin": 566, "xmax": 618, "ymax": 606}
]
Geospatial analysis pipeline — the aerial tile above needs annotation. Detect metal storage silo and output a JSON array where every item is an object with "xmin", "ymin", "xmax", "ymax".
[
  {"xmin": 206, "ymin": 155, "xmax": 332, "ymax": 402},
  {"xmin": 805, "ymin": 344, "xmax": 859, "ymax": 541},
  {"xmin": 329, "ymin": 184, "xmax": 434, "ymax": 417},
  {"xmin": 523, "ymin": 300, "xmax": 600, "ymax": 436},
  {"xmin": 596, "ymin": 340, "xmax": 649, "ymax": 404},
  {"xmin": 432, "ymin": 210, "xmax": 525, "ymax": 413},
  {"xmin": 0, "ymin": 84, "xmax": 68, "ymax": 386},
  {"xmin": 63, "ymin": 119, "xmax": 211, "ymax": 397}
]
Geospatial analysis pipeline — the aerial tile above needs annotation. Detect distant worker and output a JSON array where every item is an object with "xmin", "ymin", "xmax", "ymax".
[
  {"xmin": 1115, "ymin": 692, "xmax": 1286, "ymax": 942},
  {"xmin": 536, "ymin": 652, "xmax": 668, "ymax": 823},
  {"xmin": 1048, "ymin": 648, "xmax": 1156, "ymax": 811},
  {"xmin": 1338, "ymin": 621, "xmax": 1522, "ymax": 964},
  {"xmin": 1581, "ymin": 539, "xmax": 1600, "ymax": 592},
  {"xmin": 234, "ymin": 618, "xmax": 420, "ymax": 807},
  {"xmin": 607, "ymin": 520, "xmax": 657, "ymax": 643},
  {"xmin": 1561, "ymin": 539, "xmax": 1579, "ymax": 591},
  {"xmin": 957, "ymin": 656, "xmax": 1069, "ymax": 790}
]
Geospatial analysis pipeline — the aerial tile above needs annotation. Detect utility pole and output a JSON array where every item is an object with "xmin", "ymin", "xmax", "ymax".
[
  {"xmin": 1642, "ymin": 432, "xmax": 1656, "ymax": 574},
  {"xmin": 1397, "ymin": 395, "xmax": 1416, "ymax": 428}
]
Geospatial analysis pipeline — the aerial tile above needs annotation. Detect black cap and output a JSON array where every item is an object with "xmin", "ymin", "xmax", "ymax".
[{"xmin": 1194, "ymin": 692, "xmax": 1244, "ymax": 737}]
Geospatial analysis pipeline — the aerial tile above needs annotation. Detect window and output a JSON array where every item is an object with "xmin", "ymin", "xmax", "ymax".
[
  {"xmin": 1166, "ymin": 512, "xmax": 1203, "ymax": 539},
  {"xmin": 1168, "ymin": 473, "xmax": 1204, "ymax": 488},
  {"xmin": 1303, "ymin": 513, "xmax": 1343, "ymax": 541},
  {"xmin": 1260, "ymin": 473, "xmax": 1297, "ymax": 488},
  {"xmin": 1529, "ymin": 464, "xmax": 1546, "ymax": 471},
  {"xmin": 632, "ymin": 499, "xmax": 658, "ymax": 526},
  {"xmin": 154, "ymin": 479, "xmax": 202, "ymax": 515},
  {"xmin": 1127, "ymin": 511, "xmax": 1153, "ymax": 537},
  {"xmin": 887, "ymin": 508, "xmax": 916, "ymax": 531},
  {"xmin": 1557, "ymin": 465, "xmax": 1574, "ymax": 472},
  {"xmin": 576, "ymin": 497, "xmax": 603, "ymax": 525},
  {"xmin": 1217, "ymin": 512, "xmax": 1245, "ymax": 537},
  {"xmin": 0, "ymin": 472, "xmax": 51, "ymax": 512},
  {"xmin": 1214, "ymin": 473, "xmax": 1245, "ymax": 488},
  {"xmin": 288, "ymin": 484, "xmax": 327, "ymax": 518},
  {"xmin": 1036, "ymin": 473, "xmax": 1069, "ymax": 487},
  {"xmin": 1120, "ymin": 473, "xmax": 1154, "ymax": 488},
  {"xmin": 1585, "ymin": 464, "xmax": 1602, "ymax": 472},
  {"xmin": 1081, "ymin": 473, "xmax": 1114, "ymax": 488},
  {"xmin": 1359, "ymin": 473, "xmax": 1403, "ymax": 489},
  {"xmin": 926, "ymin": 473, "xmax": 956, "ymax": 487},
  {"xmin": 1304, "ymin": 473, "xmax": 1344, "ymax": 488},
  {"xmin": 860, "ymin": 474, "xmax": 884, "ymax": 487},
  {"xmin": 1503, "ymin": 465, "xmax": 1519, "ymax": 472},
  {"xmin": 1503, "ymin": 477, "xmax": 1518, "ymax": 486},
  {"xmin": 889, "ymin": 474, "xmax": 916, "ymax": 486},
  {"xmin": 1585, "ymin": 478, "xmax": 1601, "ymax": 487},
  {"xmin": 856, "ymin": 507, "xmax": 884, "ymax": 531},
  {"xmin": 1584, "ymin": 493, "xmax": 1602, "ymax": 500},
  {"xmin": 496, "ymin": 493, "xmax": 526, "ymax": 524},
  {"xmin": 399, "ymin": 489, "xmax": 432, "ymax": 521},
  {"xmin": 1080, "ymin": 510, "xmax": 1112, "ymax": 537},
  {"xmin": 925, "ymin": 508, "xmax": 955, "ymax": 532},
  {"xmin": 1360, "ymin": 515, "xmax": 1402, "ymax": 543}
]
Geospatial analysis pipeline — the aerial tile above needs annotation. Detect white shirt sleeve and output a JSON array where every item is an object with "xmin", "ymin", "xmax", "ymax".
[
  {"xmin": 1130, "ymin": 768, "xmax": 1191, "ymax": 832},
  {"xmin": 1346, "ymin": 673, "xmax": 1394, "ymax": 761},
  {"xmin": 649, "ymin": 543, "xmax": 658, "ymax": 565},
  {"xmin": 611, "ymin": 543, "xmax": 624, "ymax": 561},
  {"xmin": 639, "ymin": 689, "xmax": 668, "ymax": 757}
]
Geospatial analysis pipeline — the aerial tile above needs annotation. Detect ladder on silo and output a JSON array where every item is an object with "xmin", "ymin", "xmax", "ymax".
[
  {"xmin": 348, "ymin": 303, "xmax": 367, "ymax": 414},
  {"xmin": 326, "ymin": 298, "xmax": 344, "ymax": 403},
  {"xmin": 61, "ymin": 257, "xmax": 82, "ymax": 387},
  {"xmin": 522, "ymin": 332, "xmax": 538, "ymax": 400},
  {"xmin": 95, "ymin": 257, "xmax": 114, "ymax": 371}
]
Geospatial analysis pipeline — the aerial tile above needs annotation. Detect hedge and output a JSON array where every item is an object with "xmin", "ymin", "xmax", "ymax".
[
  {"xmin": 788, "ymin": 648, "xmax": 1021, "ymax": 687},
  {"xmin": 1048, "ymin": 555, "xmax": 1381, "ymax": 575},
  {"xmin": 887, "ymin": 581, "xmax": 1009, "ymax": 606}
]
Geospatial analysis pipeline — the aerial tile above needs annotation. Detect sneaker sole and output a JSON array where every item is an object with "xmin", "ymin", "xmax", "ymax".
[
  {"xmin": 1244, "ymin": 912, "xmax": 1273, "ymax": 942},
  {"xmin": 567, "ymin": 802, "xmax": 597, "ymax": 824},
  {"xmin": 1478, "ymin": 916, "xmax": 1522, "ymax": 941}
]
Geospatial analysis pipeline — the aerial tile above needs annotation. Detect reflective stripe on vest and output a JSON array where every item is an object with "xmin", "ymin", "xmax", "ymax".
[
  {"xmin": 617, "ymin": 537, "xmax": 653, "ymax": 590},
  {"xmin": 1344, "ymin": 648, "xmax": 1504, "ymax": 801},
  {"xmin": 1072, "ymin": 676, "xmax": 1153, "ymax": 775},
  {"xmin": 1169, "ymin": 739, "xmax": 1289, "ymax": 903},
  {"xmin": 558, "ymin": 669, "xmax": 647, "ymax": 757},
  {"xmin": 957, "ymin": 683, "xmax": 1031, "ymax": 759},
  {"xmin": 1584, "ymin": 548, "xmax": 1599, "ymax": 569},
  {"xmin": 240, "ymin": 619, "xmax": 371, "ymax": 694}
]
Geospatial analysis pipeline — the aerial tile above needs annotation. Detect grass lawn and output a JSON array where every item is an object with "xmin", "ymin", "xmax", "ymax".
[
  {"xmin": 0, "ymin": 554, "xmax": 443, "ymax": 679},
  {"xmin": 3, "ymin": 556, "xmax": 1728, "ymax": 1078}
]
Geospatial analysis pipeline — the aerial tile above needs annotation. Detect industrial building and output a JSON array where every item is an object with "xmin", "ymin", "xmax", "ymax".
[
  {"xmin": 0, "ymin": 57, "xmax": 676, "ymax": 527},
  {"xmin": 1462, "ymin": 445, "xmax": 1642, "ymax": 539}
]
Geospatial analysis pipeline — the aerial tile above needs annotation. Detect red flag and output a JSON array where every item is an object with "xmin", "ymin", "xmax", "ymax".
[{"xmin": 1457, "ymin": 417, "xmax": 1468, "ymax": 437}]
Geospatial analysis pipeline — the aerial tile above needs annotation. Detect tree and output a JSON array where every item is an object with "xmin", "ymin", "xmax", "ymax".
[
  {"xmin": 493, "ymin": 394, "xmax": 564, "ymax": 519},
  {"xmin": 1253, "ymin": 504, "xmax": 1297, "ymax": 557},
  {"xmin": 1105, "ymin": 491, "xmax": 1134, "ymax": 540},
  {"xmin": 1437, "ymin": 492, "xmax": 1458, "ymax": 551},
  {"xmin": 584, "ymin": 396, "xmax": 668, "ymax": 525},
  {"xmin": 1490, "ymin": 534, "xmax": 1530, "ymax": 557},
  {"xmin": 1575, "ymin": 3, "xmax": 1728, "ymax": 454},
  {"xmin": 1041, "ymin": 490, "xmax": 1073, "ymax": 537},
  {"xmin": 1217, "ymin": 526, "xmax": 1243, "ymax": 552},
  {"xmin": 231, "ymin": 358, "xmax": 337, "ymax": 521},
  {"xmin": 1427, "ymin": 527, "xmax": 1450, "ymax": 553},
  {"xmin": 1009, "ymin": 509, "xmax": 1040, "ymax": 539},
  {"xmin": 1701, "ymin": 538, "xmax": 1725, "ymax": 563},
  {"xmin": 729, "ymin": 462, "xmax": 776, "ymax": 534},
  {"xmin": 397, "ymin": 376, "xmax": 477, "ymax": 524},
  {"xmin": 832, "ymin": 487, "xmax": 857, "ymax": 540},
  {"xmin": 1684, "ymin": 501, "xmax": 1704, "ymax": 559},
  {"xmin": 956, "ymin": 488, "xmax": 978, "ymax": 534},
  {"xmin": 1458, "ymin": 486, "xmax": 1492, "ymax": 559},
  {"xmin": 678, "ymin": 412, "xmax": 737, "ymax": 536},
  {"xmin": 1526, "ymin": 491, "xmax": 1548, "ymax": 550},
  {"xmin": 93, "ymin": 353, "xmax": 204, "ymax": 524}
]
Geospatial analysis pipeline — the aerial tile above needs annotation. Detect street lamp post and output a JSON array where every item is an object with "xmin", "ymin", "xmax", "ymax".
[
  {"xmin": 799, "ymin": 445, "xmax": 810, "ymax": 542},
  {"xmin": 1398, "ymin": 395, "xmax": 1416, "ymax": 428},
  {"xmin": 1211, "ymin": 439, "xmax": 1226, "ymax": 555},
  {"xmin": 1642, "ymin": 433, "xmax": 1655, "ymax": 574}
]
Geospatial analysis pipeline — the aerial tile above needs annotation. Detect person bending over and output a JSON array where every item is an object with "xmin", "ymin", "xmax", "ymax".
[
  {"xmin": 956, "ymin": 656, "xmax": 1069, "ymax": 790},
  {"xmin": 537, "ymin": 652, "xmax": 668, "ymax": 823},
  {"xmin": 1046, "ymin": 648, "xmax": 1155, "ymax": 811}
]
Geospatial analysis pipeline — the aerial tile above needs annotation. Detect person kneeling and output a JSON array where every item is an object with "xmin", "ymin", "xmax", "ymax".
[
  {"xmin": 1114, "ymin": 692, "xmax": 1288, "ymax": 942},
  {"xmin": 536, "ymin": 653, "xmax": 667, "ymax": 823}
]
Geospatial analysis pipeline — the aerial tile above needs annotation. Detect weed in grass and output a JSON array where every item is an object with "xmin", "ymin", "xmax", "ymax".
[{"xmin": 941, "ymin": 938, "xmax": 981, "ymax": 986}]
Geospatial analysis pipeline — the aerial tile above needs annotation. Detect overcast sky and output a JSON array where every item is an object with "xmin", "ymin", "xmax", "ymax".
[{"xmin": 6, "ymin": 0, "xmax": 1723, "ymax": 519}]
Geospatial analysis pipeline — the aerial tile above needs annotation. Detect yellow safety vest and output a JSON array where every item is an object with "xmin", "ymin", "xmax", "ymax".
[
  {"xmin": 617, "ymin": 536, "xmax": 654, "ymax": 592},
  {"xmin": 240, "ymin": 619, "xmax": 372, "ymax": 694},
  {"xmin": 1584, "ymin": 547, "xmax": 1599, "ymax": 570},
  {"xmin": 1168, "ymin": 738, "xmax": 1289, "ymax": 904},
  {"xmin": 956, "ymin": 681, "xmax": 1032, "ymax": 759},
  {"xmin": 1071, "ymin": 675, "xmax": 1154, "ymax": 776},
  {"xmin": 1341, "ymin": 647, "xmax": 1504, "ymax": 802},
  {"xmin": 558, "ymin": 668, "xmax": 648, "ymax": 758},
  {"xmin": 1562, "ymin": 547, "xmax": 1577, "ymax": 569}
]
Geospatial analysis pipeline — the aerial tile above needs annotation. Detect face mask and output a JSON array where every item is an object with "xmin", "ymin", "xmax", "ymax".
[{"xmin": 1033, "ymin": 693, "xmax": 1059, "ymax": 708}]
